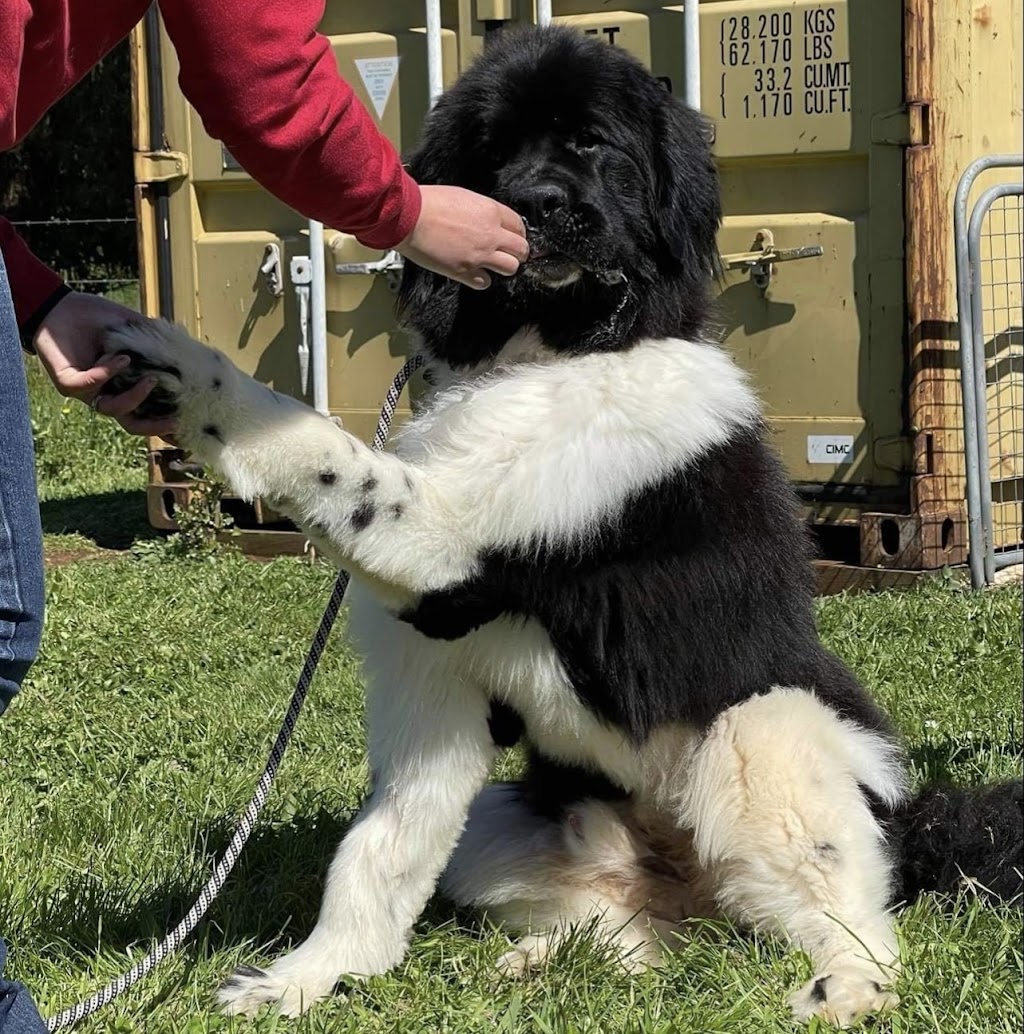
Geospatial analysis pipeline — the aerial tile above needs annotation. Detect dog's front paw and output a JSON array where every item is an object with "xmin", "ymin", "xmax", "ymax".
[
  {"xmin": 102, "ymin": 320, "xmax": 188, "ymax": 421},
  {"xmin": 789, "ymin": 964, "xmax": 899, "ymax": 1028},
  {"xmin": 217, "ymin": 960, "xmax": 340, "ymax": 1019},
  {"xmin": 102, "ymin": 319, "xmax": 238, "ymax": 449},
  {"xmin": 217, "ymin": 934, "xmax": 403, "ymax": 1019}
]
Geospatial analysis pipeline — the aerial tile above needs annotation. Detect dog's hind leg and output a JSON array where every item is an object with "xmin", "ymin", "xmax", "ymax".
[
  {"xmin": 441, "ymin": 783, "xmax": 697, "ymax": 975},
  {"xmin": 681, "ymin": 687, "xmax": 908, "ymax": 1028}
]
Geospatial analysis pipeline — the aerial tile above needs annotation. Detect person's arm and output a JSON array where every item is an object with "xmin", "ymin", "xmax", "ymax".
[
  {"xmin": 0, "ymin": 218, "xmax": 67, "ymax": 340},
  {"xmin": 157, "ymin": 1, "xmax": 528, "ymax": 288},
  {"xmin": 157, "ymin": 0, "xmax": 419, "ymax": 249},
  {"xmin": 2, "ymin": 220, "xmax": 173, "ymax": 435}
]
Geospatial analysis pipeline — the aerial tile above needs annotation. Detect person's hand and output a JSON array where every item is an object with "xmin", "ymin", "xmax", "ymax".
[
  {"xmin": 30, "ymin": 291, "xmax": 176, "ymax": 437},
  {"xmin": 396, "ymin": 184, "xmax": 529, "ymax": 290}
]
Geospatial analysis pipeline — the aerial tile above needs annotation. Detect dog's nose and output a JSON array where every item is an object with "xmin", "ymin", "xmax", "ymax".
[{"xmin": 513, "ymin": 182, "xmax": 569, "ymax": 225}]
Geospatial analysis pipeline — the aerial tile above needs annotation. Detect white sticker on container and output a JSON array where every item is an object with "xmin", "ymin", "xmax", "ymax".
[
  {"xmin": 355, "ymin": 57, "xmax": 400, "ymax": 120},
  {"xmin": 807, "ymin": 434, "xmax": 854, "ymax": 464}
]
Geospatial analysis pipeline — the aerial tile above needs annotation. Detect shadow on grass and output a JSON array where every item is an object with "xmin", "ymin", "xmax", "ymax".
[
  {"xmin": 907, "ymin": 735, "xmax": 1023, "ymax": 784},
  {"xmin": 39, "ymin": 490, "xmax": 158, "ymax": 549},
  {"xmin": 30, "ymin": 808, "xmax": 364, "ymax": 961}
]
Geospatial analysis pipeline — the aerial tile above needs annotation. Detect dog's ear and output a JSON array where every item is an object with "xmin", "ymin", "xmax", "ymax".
[
  {"xmin": 404, "ymin": 92, "xmax": 482, "ymax": 187},
  {"xmin": 396, "ymin": 94, "xmax": 473, "ymax": 336},
  {"xmin": 652, "ymin": 96, "xmax": 722, "ymax": 277}
]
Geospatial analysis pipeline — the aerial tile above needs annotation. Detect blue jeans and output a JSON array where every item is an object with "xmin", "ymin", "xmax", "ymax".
[
  {"xmin": 0, "ymin": 249, "xmax": 48, "ymax": 1032},
  {"xmin": 0, "ymin": 943, "xmax": 46, "ymax": 1034},
  {"xmin": 0, "ymin": 248, "xmax": 44, "ymax": 715}
]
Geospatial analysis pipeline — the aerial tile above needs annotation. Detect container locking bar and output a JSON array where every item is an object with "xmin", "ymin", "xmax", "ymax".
[
  {"xmin": 721, "ymin": 229, "xmax": 823, "ymax": 291},
  {"xmin": 335, "ymin": 249, "xmax": 405, "ymax": 292}
]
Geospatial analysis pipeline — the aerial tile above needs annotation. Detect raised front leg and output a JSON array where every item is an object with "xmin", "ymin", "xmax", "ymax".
[{"xmin": 103, "ymin": 320, "xmax": 477, "ymax": 607}]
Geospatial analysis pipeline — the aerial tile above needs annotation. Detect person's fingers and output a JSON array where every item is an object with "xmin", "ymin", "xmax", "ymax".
[
  {"xmin": 496, "ymin": 202, "xmax": 527, "ymax": 238},
  {"xmin": 54, "ymin": 353, "xmax": 131, "ymax": 397},
  {"xmin": 480, "ymin": 250, "xmax": 521, "ymax": 278},
  {"xmin": 460, "ymin": 270, "xmax": 491, "ymax": 290},
  {"xmin": 93, "ymin": 376, "xmax": 158, "ymax": 418},
  {"xmin": 497, "ymin": 228, "xmax": 531, "ymax": 263}
]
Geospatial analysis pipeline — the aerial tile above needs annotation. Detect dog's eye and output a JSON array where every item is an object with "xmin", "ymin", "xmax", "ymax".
[{"xmin": 571, "ymin": 131, "xmax": 602, "ymax": 152}]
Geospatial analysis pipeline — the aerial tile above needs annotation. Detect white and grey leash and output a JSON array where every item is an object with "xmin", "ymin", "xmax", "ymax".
[{"xmin": 45, "ymin": 354, "xmax": 424, "ymax": 1031}]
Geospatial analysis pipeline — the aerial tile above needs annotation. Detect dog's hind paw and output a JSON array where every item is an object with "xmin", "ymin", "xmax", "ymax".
[
  {"xmin": 789, "ymin": 964, "xmax": 899, "ymax": 1028},
  {"xmin": 493, "ymin": 934, "xmax": 553, "ymax": 980}
]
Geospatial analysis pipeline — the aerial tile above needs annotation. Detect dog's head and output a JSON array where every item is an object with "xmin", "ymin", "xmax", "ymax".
[{"xmin": 399, "ymin": 27, "xmax": 721, "ymax": 363}]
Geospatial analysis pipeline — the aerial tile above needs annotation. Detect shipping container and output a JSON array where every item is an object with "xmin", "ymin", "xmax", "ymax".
[{"xmin": 129, "ymin": 1, "xmax": 1023, "ymax": 585}]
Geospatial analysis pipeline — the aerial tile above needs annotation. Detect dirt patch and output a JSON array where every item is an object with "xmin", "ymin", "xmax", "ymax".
[{"xmin": 44, "ymin": 545, "xmax": 121, "ymax": 569}]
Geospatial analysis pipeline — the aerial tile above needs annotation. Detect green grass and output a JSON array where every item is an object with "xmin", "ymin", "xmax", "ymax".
[{"xmin": 1, "ymin": 347, "xmax": 1020, "ymax": 1033}]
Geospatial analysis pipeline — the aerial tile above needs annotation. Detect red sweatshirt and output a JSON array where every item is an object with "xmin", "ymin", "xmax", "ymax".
[{"xmin": 0, "ymin": 0, "xmax": 422, "ymax": 328}]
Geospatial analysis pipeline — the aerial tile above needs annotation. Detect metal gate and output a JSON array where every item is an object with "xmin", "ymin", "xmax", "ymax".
[{"xmin": 955, "ymin": 154, "xmax": 1024, "ymax": 588}]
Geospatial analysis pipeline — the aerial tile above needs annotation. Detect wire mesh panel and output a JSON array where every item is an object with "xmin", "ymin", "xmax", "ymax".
[
  {"xmin": 978, "ymin": 193, "xmax": 1023, "ymax": 567},
  {"xmin": 956, "ymin": 158, "xmax": 1024, "ymax": 587}
]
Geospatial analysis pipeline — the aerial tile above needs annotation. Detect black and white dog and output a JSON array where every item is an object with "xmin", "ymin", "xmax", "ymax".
[{"xmin": 106, "ymin": 27, "xmax": 1022, "ymax": 1028}]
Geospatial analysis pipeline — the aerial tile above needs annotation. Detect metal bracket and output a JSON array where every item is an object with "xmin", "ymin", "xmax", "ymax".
[
  {"xmin": 871, "ymin": 103, "xmax": 930, "ymax": 147},
  {"xmin": 721, "ymin": 229, "xmax": 824, "ymax": 291},
  {"xmin": 134, "ymin": 149, "xmax": 189, "ymax": 184},
  {"xmin": 290, "ymin": 255, "xmax": 313, "ymax": 395},
  {"xmin": 260, "ymin": 243, "xmax": 284, "ymax": 297},
  {"xmin": 335, "ymin": 249, "xmax": 405, "ymax": 292}
]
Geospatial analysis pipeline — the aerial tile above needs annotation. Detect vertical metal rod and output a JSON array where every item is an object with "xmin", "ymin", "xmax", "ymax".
[
  {"xmin": 956, "ymin": 161, "xmax": 988, "ymax": 589},
  {"xmin": 143, "ymin": 7, "xmax": 174, "ymax": 322},
  {"xmin": 683, "ymin": 0, "xmax": 701, "ymax": 109},
  {"xmin": 426, "ymin": 0, "xmax": 444, "ymax": 105},
  {"xmin": 308, "ymin": 219, "xmax": 328, "ymax": 415},
  {"xmin": 536, "ymin": 0, "xmax": 553, "ymax": 28}
]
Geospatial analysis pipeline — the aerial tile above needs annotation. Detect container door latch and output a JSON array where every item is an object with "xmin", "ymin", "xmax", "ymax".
[{"xmin": 721, "ymin": 229, "xmax": 823, "ymax": 292}]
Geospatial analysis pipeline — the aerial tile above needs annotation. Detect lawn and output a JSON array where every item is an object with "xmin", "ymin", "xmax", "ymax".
[{"xmin": 0, "ymin": 339, "xmax": 1020, "ymax": 1033}]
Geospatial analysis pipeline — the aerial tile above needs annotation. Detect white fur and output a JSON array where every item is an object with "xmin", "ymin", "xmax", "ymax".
[
  {"xmin": 215, "ymin": 582, "xmax": 498, "ymax": 1016},
  {"xmin": 112, "ymin": 322, "xmax": 755, "ymax": 606},
  {"xmin": 104, "ymin": 320, "xmax": 906, "ymax": 1027},
  {"xmin": 681, "ymin": 689, "xmax": 905, "ymax": 1024},
  {"xmin": 441, "ymin": 784, "xmax": 718, "ymax": 975},
  {"xmin": 442, "ymin": 689, "xmax": 906, "ymax": 1027},
  {"xmin": 394, "ymin": 328, "xmax": 761, "ymax": 553}
]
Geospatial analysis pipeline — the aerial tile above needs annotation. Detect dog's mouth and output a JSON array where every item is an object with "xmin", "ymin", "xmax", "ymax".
[
  {"xmin": 524, "ymin": 248, "xmax": 583, "ymax": 287},
  {"xmin": 523, "ymin": 235, "xmax": 625, "ymax": 290}
]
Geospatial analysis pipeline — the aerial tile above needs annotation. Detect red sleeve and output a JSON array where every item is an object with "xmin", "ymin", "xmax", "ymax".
[
  {"xmin": 0, "ymin": 218, "xmax": 66, "ymax": 329},
  {"xmin": 157, "ymin": 0, "xmax": 422, "ymax": 250}
]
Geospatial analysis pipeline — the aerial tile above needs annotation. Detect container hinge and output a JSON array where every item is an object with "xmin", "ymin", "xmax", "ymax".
[
  {"xmin": 871, "ymin": 104, "xmax": 930, "ymax": 147},
  {"xmin": 260, "ymin": 243, "xmax": 284, "ymax": 297},
  {"xmin": 134, "ymin": 149, "xmax": 189, "ymax": 184},
  {"xmin": 720, "ymin": 229, "xmax": 823, "ymax": 291}
]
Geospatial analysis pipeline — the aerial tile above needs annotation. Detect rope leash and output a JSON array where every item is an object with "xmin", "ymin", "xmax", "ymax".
[{"xmin": 45, "ymin": 354, "xmax": 424, "ymax": 1031}]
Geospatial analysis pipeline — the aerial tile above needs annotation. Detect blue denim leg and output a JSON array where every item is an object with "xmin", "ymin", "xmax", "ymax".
[
  {"xmin": 0, "ymin": 252, "xmax": 49, "ymax": 1030},
  {"xmin": 0, "ymin": 248, "xmax": 45, "ymax": 716},
  {"xmin": 0, "ymin": 941, "xmax": 47, "ymax": 1033}
]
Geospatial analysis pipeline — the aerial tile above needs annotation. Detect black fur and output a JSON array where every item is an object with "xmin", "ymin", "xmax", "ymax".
[
  {"xmin": 890, "ymin": 780, "xmax": 1023, "ymax": 905},
  {"xmin": 350, "ymin": 501, "xmax": 376, "ymax": 531},
  {"xmin": 404, "ymin": 429, "xmax": 892, "ymax": 741},
  {"xmin": 398, "ymin": 27, "xmax": 720, "ymax": 363},
  {"xmin": 397, "ymin": 26, "xmax": 1021, "ymax": 908},
  {"xmin": 104, "ymin": 348, "xmax": 181, "ymax": 419}
]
